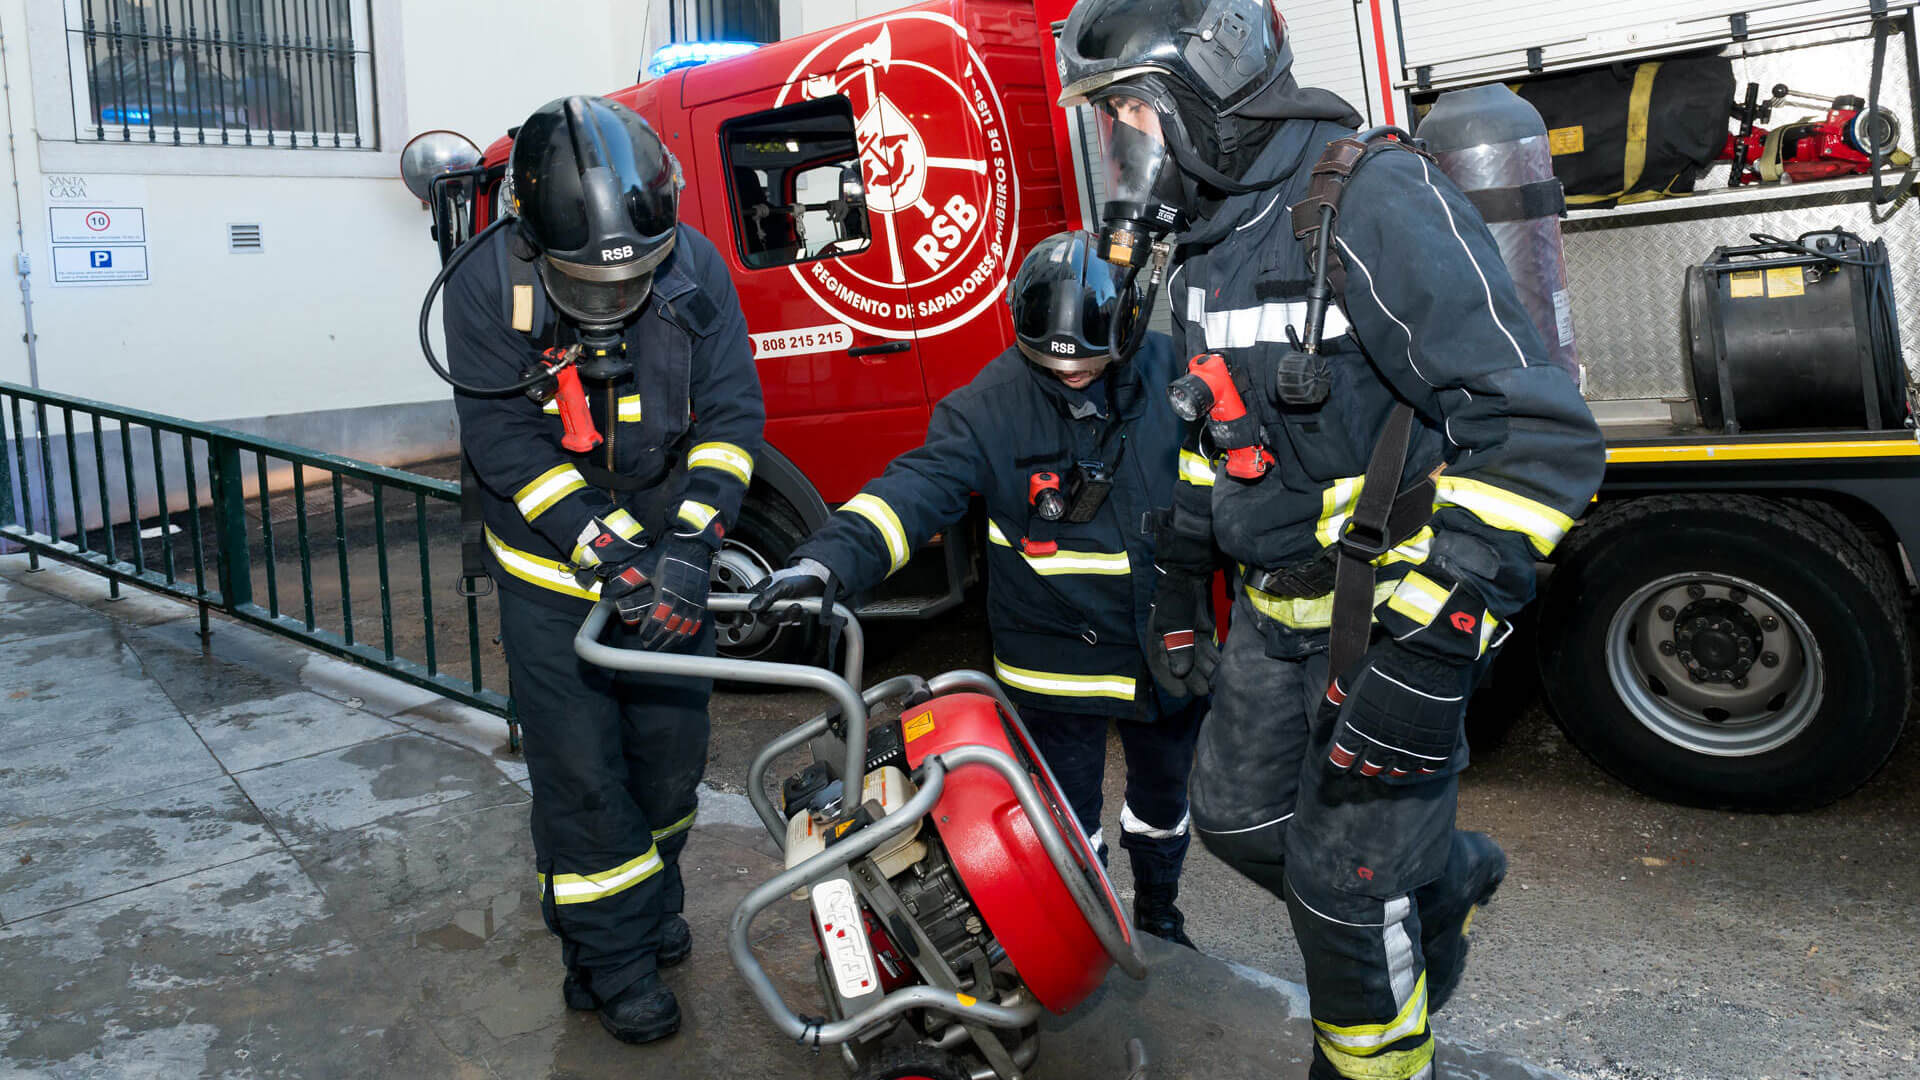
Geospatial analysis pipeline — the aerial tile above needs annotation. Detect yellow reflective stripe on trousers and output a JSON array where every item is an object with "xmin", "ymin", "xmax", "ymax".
[
  {"xmin": 985, "ymin": 520, "xmax": 1130, "ymax": 575},
  {"xmin": 1385, "ymin": 571, "xmax": 1450, "ymax": 628},
  {"xmin": 677, "ymin": 501, "xmax": 719, "ymax": 531},
  {"xmin": 1315, "ymin": 973, "xmax": 1430, "ymax": 1054},
  {"xmin": 485, "ymin": 526, "xmax": 599, "ymax": 601},
  {"xmin": 843, "ymin": 493, "xmax": 910, "ymax": 572},
  {"xmin": 1178, "ymin": 449, "xmax": 1216, "ymax": 487},
  {"xmin": 1316, "ymin": 1035, "xmax": 1435, "ymax": 1080},
  {"xmin": 1245, "ymin": 579, "xmax": 1398, "ymax": 630},
  {"xmin": 652, "ymin": 809, "xmax": 697, "ymax": 841},
  {"xmin": 544, "ymin": 845, "xmax": 664, "ymax": 906},
  {"xmin": 687, "ymin": 441, "xmax": 754, "ymax": 484},
  {"xmin": 993, "ymin": 657, "xmax": 1136, "ymax": 701},
  {"xmin": 514, "ymin": 464, "xmax": 588, "ymax": 523},
  {"xmin": 1433, "ymin": 475, "xmax": 1575, "ymax": 556}
]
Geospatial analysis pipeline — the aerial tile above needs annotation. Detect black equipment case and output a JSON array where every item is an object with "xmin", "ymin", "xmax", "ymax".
[{"xmin": 1683, "ymin": 229, "xmax": 1910, "ymax": 433}]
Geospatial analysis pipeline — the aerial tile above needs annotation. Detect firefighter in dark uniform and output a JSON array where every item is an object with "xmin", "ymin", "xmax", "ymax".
[
  {"xmin": 751, "ymin": 231, "xmax": 1214, "ymax": 946},
  {"xmin": 443, "ymin": 96, "xmax": 763, "ymax": 1044},
  {"xmin": 1057, "ymin": 4, "xmax": 1606, "ymax": 1077}
]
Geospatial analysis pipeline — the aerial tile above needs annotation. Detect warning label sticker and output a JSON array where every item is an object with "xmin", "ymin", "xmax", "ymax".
[
  {"xmin": 1764, "ymin": 266, "xmax": 1807, "ymax": 299},
  {"xmin": 1547, "ymin": 126, "xmax": 1585, "ymax": 155}
]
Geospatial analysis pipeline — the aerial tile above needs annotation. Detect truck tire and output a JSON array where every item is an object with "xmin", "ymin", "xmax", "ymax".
[
  {"xmin": 1536, "ymin": 494, "xmax": 1910, "ymax": 811},
  {"xmin": 1465, "ymin": 608, "xmax": 1539, "ymax": 755},
  {"xmin": 711, "ymin": 490, "xmax": 823, "ymax": 669}
]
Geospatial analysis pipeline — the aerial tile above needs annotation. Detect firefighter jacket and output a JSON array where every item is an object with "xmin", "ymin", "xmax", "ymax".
[
  {"xmin": 795, "ymin": 338, "xmax": 1186, "ymax": 719},
  {"xmin": 1168, "ymin": 119, "xmax": 1605, "ymax": 661},
  {"xmin": 447, "ymin": 224, "xmax": 764, "ymax": 614}
]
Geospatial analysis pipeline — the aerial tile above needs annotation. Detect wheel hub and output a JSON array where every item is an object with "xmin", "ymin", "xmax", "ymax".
[
  {"xmin": 1608, "ymin": 571, "xmax": 1823, "ymax": 757},
  {"xmin": 1670, "ymin": 599, "xmax": 1760, "ymax": 685},
  {"xmin": 709, "ymin": 541, "xmax": 777, "ymax": 654}
]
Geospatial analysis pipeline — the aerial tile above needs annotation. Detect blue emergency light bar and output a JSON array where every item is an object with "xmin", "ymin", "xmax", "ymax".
[{"xmin": 645, "ymin": 40, "xmax": 761, "ymax": 79}]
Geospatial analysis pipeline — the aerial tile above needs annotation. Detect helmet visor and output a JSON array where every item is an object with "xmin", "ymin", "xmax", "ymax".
[
  {"xmin": 1017, "ymin": 339, "xmax": 1113, "ymax": 375},
  {"xmin": 538, "ymin": 258, "xmax": 655, "ymax": 327},
  {"xmin": 1092, "ymin": 90, "xmax": 1186, "ymax": 221}
]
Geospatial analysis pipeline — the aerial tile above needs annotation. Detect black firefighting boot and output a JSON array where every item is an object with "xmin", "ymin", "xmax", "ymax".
[
  {"xmin": 565, "ymin": 916, "xmax": 692, "ymax": 1010},
  {"xmin": 598, "ymin": 973, "xmax": 681, "ymax": 1044},
  {"xmin": 1419, "ymin": 831, "xmax": 1508, "ymax": 1015},
  {"xmin": 1133, "ymin": 882, "xmax": 1197, "ymax": 950}
]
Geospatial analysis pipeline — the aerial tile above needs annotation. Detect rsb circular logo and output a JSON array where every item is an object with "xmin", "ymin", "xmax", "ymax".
[{"xmin": 778, "ymin": 13, "xmax": 1020, "ymax": 338}]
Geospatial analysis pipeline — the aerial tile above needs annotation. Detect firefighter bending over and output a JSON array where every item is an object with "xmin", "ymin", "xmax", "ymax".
[
  {"xmin": 445, "ymin": 96, "xmax": 763, "ymax": 1045},
  {"xmin": 752, "ymin": 231, "xmax": 1213, "ymax": 947},
  {"xmin": 1057, "ymin": 3, "xmax": 1606, "ymax": 1077}
]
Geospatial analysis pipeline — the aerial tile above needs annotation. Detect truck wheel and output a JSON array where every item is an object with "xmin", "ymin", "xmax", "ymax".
[
  {"xmin": 1465, "ymin": 608, "xmax": 1538, "ymax": 756},
  {"xmin": 710, "ymin": 492, "xmax": 822, "ymax": 668},
  {"xmin": 1536, "ymin": 494, "xmax": 1910, "ymax": 811},
  {"xmin": 849, "ymin": 1046, "xmax": 973, "ymax": 1080}
]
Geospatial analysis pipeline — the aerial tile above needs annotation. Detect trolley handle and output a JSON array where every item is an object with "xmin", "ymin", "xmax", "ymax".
[{"xmin": 574, "ymin": 596, "xmax": 869, "ymax": 798}]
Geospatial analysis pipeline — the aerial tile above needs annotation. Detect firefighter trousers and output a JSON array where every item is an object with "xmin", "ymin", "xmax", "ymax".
[
  {"xmin": 1021, "ymin": 694, "xmax": 1204, "ymax": 891},
  {"xmin": 1190, "ymin": 594, "xmax": 1492, "ymax": 1080},
  {"xmin": 498, "ymin": 589, "xmax": 713, "ymax": 1003}
]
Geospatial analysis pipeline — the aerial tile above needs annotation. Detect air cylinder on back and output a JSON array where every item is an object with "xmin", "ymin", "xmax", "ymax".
[{"xmin": 1419, "ymin": 84, "xmax": 1579, "ymax": 380}]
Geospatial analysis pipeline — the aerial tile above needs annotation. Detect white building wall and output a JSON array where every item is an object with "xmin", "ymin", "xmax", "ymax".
[
  {"xmin": 0, "ymin": 0, "xmax": 658, "ymax": 463},
  {"xmin": 781, "ymin": 0, "xmax": 921, "ymax": 40}
]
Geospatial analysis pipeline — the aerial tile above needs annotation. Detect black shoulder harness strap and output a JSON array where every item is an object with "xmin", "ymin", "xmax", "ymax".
[
  {"xmin": 1286, "ymin": 130, "xmax": 1441, "ymax": 679},
  {"xmin": 1289, "ymin": 130, "xmax": 1434, "ymax": 296}
]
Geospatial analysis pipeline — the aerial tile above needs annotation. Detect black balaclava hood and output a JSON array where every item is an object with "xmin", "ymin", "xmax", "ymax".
[{"xmin": 1169, "ymin": 69, "xmax": 1363, "ymax": 196}]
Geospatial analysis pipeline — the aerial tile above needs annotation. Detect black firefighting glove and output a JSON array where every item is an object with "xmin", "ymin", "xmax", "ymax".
[
  {"xmin": 1146, "ymin": 568, "xmax": 1219, "ymax": 698},
  {"xmin": 636, "ymin": 532, "xmax": 713, "ymax": 648},
  {"xmin": 748, "ymin": 556, "xmax": 852, "ymax": 664},
  {"xmin": 573, "ymin": 517, "xmax": 655, "ymax": 624},
  {"xmin": 747, "ymin": 558, "xmax": 832, "ymax": 615},
  {"xmin": 1323, "ymin": 639, "xmax": 1474, "ymax": 784}
]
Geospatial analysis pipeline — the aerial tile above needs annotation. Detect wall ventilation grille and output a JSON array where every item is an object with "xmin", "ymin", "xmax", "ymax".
[{"xmin": 228, "ymin": 223, "xmax": 264, "ymax": 253}]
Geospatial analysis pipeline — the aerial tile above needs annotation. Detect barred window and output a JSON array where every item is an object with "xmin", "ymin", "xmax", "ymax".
[{"xmin": 65, "ymin": 0, "xmax": 376, "ymax": 149}]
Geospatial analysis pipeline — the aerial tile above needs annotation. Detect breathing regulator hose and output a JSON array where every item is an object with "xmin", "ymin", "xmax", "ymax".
[
  {"xmin": 1110, "ymin": 242, "xmax": 1172, "ymax": 365},
  {"xmin": 418, "ymin": 215, "xmax": 558, "ymax": 397}
]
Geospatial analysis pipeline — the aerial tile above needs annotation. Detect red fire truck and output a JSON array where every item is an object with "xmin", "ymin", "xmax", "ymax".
[
  {"xmin": 411, "ymin": 0, "xmax": 1920, "ymax": 813},
  {"xmin": 422, "ymin": 0, "xmax": 1082, "ymax": 659}
]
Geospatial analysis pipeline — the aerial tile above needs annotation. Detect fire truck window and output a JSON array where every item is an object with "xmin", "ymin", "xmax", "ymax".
[{"xmin": 723, "ymin": 96, "xmax": 870, "ymax": 269}]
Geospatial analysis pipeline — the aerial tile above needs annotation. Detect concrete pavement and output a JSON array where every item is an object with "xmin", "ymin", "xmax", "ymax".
[{"xmin": 0, "ymin": 556, "xmax": 1559, "ymax": 1079}]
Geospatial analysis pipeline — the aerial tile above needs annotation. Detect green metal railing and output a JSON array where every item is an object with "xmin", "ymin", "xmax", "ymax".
[{"xmin": 0, "ymin": 380, "xmax": 512, "ymax": 728}]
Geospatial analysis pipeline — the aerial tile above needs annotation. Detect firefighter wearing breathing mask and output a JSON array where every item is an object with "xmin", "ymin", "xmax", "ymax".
[
  {"xmin": 442, "ymin": 95, "xmax": 763, "ymax": 1046},
  {"xmin": 1057, "ymin": 3, "xmax": 1604, "ymax": 1077},
  {"xmin": 751, "ymin": 231, "xmax": 1212, "ymax": 948}
]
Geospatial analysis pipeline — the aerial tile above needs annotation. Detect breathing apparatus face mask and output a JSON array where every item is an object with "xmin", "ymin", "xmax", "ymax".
[
  {"xmin": 1089, "ymin": 85, "xmax": 1190, "ymax": 269},
  {"xmin": 535, "ymin": 230, "xmax": 675, "ymax": 331}
]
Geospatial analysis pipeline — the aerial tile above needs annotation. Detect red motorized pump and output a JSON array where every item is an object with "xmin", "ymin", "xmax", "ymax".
[{"xmin": 901, "ymin": 692, "xmax": 1129, "ymax": 1014}]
